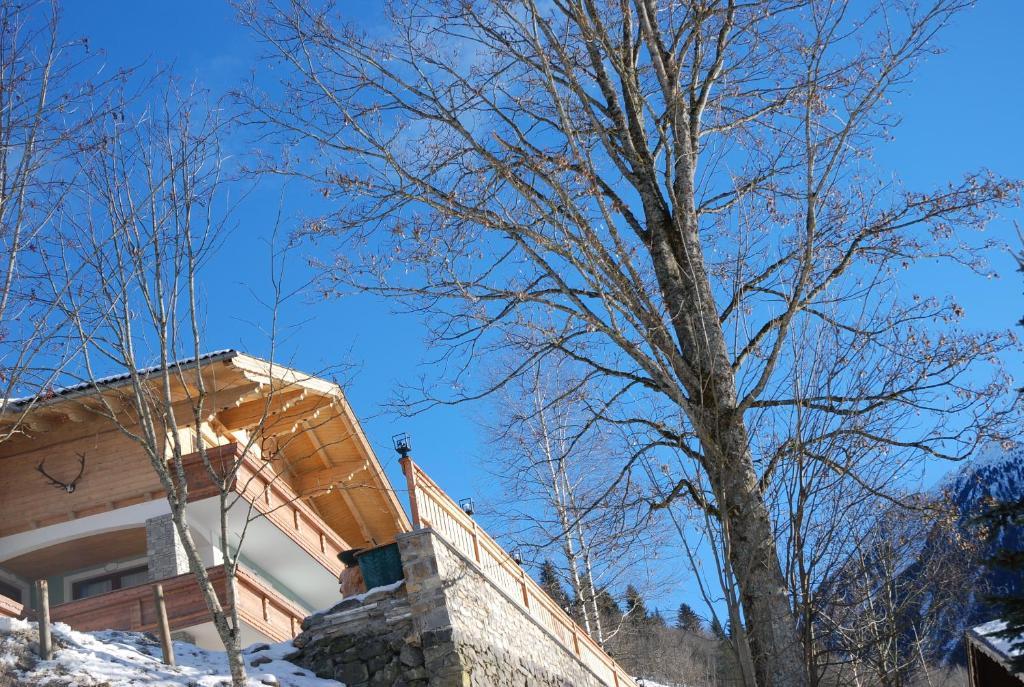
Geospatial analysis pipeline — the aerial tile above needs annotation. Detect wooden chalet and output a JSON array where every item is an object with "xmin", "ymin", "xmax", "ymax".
[{"xmin": 0, "ymin": 351, "xmax": 409, "ymax": 647}]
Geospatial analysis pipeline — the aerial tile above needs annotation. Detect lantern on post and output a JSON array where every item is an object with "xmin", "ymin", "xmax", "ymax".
[{"xmin": 392, "ymin": 433, "xmax": 412, "ymax": 458}]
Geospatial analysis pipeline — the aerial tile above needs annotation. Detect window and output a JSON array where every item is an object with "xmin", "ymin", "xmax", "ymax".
[
  {"xmin": 71, "ymin": 566, "xmax": 148, "ymax": 601},
  {"xmin": 0, "ymin": 579, "xmax": 22, "ymax": 603}
]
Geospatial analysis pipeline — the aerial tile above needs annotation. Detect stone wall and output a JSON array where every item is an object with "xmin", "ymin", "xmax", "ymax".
[
  {"xmin": 145, "ymin": 514, "xmax": 189, "ymax": 581},
  {"xmin": 400, "ymin": 529, "xmax": 607, "ymax": 687},
  {"xmin": 289, "ymin": 583, "xmax": 429, "ymax": 687},
  {"xmin": 290, "ymin": 528, "xmax": 611, "ymax": 687}
]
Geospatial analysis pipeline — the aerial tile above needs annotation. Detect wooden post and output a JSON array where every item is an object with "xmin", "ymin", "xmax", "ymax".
[
  {"xmin": 965, "ymin": 631, "xmax": 976, "ymax": 687},
  {"xmin": 519, "ymin": 567, "xmax": 530, "ymax": 608},
  {"xmin": 153, "ymin": 584, "xmax": 175, "ymax": 666},
  {"xmin": 470, "ymin": 521, "xmax": 481, "ymax": 563},
  {"xmin": 36, "ymin": 580, "xmax": 52, "ymax": 660},
  {"xmin": 399, "ymin": 455, "xmax": 421, "ymax": 529}
]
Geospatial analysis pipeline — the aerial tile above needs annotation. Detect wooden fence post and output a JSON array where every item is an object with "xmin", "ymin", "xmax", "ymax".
[
  {"xmin": 519, "ymin": 567, "xmax": 530, "ymax": 608},
  {"xmin": 36, "ymin": 580, "xmax": 52, "ymax": 660},
  {"xmin": 399, "ymin": 455, "xmax": 421, "ymax": 529},
  {"xmin": 153, "ymin": 584, "xmax": 175, "ymax": 666},
  {"xmin": 470, "ymin": 521, "xmax": 481, "ymax": 563}
]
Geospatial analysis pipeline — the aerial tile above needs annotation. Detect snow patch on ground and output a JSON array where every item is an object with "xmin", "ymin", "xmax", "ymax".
[{"xmin": 0, "ymin": 617, "xmax": 342, "ymax": 687}]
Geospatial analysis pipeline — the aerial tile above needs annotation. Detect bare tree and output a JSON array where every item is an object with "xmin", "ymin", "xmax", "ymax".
[
  {"xmin": 54, "ymin": 85, "xmax": 329, "ymax": 686},
  {"xmin": 0, "ymin": 0, "xmax": 121, "ymax": 441},
  {"xmin": 815, "ymin": 497, "xmax": 979, "ymax": 687},
  {"xmin": 237, "ymin": 1, "xmax": 1020, "ymax": 684},
  {"xmin": 481, "ymin": 351, "xmax": 659, "ymax": 645}
]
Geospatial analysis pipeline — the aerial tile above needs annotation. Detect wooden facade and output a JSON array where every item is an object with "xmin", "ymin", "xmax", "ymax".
[
  {"xmin": 0, "ymin": 351, "xmax": 409, "ymax": 645},
  {"xmin": 0, "ymin": 428, "xmax": 165, "ymax": 538}
]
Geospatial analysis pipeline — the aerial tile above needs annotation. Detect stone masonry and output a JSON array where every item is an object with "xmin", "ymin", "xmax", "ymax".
[
  {"xmin": 145, "ymin": 514, "xmax": 190, "ymax": 581},
  {"xmin": 289, "ymin": 528, "xmax": 610, "ymax": 687},
  {"xmin": 288, "ymin": 582, "xmax": 428, "ymax": 686}
]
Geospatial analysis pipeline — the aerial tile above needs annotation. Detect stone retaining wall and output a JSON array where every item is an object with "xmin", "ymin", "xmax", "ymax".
[
  {"xmin": 288, "ymin": 582, "xmax": 428, "ymax": 686},
  {"xmin": 290, "ymin": 528, "xmax": 609, "ymax": 687}
]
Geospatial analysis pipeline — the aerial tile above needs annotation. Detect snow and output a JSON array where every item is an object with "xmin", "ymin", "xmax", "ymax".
[
  {"xmin": 975, "ymin": 619, "xmax": 1024, "ymax": 659},
  {"xmin": 0, "ymin": 617, "xmax": 342, "ymax": 687},
  {"xmin": 330, "ymin": 580, "xmax": 405, "ymax": 609}
]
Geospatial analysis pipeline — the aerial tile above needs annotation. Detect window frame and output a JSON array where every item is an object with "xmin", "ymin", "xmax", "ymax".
[
  {"xmin": 66, "ymin": 559, "xmax": 149, "ymax": 601},
  {"xmin": 0, "ymin": 576, "xmax": 26, "ymax": 604}
]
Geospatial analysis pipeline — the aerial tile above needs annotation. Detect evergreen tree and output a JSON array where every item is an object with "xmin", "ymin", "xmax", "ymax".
[
  {"xmin": 710, "ymin": 616, "xmax": 727, "ymax": 640},
  {"xmin": 594, "ymin": 588, "xmax": 622, "ymax": 625},
  {"xmin": 981, "ymin": 496, "xmax": 1024, "ymax": 669},
  {"xmin": 538, "ymin": 559, "xmax": 572, "ymax": 612},
  {"xmin": 676, "ymin": 603, "xmax": 703, "ymax": 634},
  {"xmin": 648, "ymin": 609, "xmax": 667, "ymax": 628},
  {"xmin": 623, "ymin": 584, "xmax": 648, "ymax": 625},
  {"xmin": 979, "ymin": 241, "xmax": 1024, "ymax": 669}
]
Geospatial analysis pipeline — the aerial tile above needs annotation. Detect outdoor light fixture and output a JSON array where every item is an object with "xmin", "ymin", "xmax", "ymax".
[
  {"xmin": 511, "ymin": 547, "xmax": 523, "ymax": 565},
  {"xmin": 459, "ymin": 497, "xmax": 475, "ymax": 516},
  {"xmin": 392, "ymin": 433, "xmax": 412, "ymax": 458}
]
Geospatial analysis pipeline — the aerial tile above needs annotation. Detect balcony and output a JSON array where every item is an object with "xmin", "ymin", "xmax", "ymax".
[
  {"xmin": 0, "ymin": 593, "xmax": 22, "ymax": 618},
  {"xmin": 50, "ymin": 565, "xmax": 307, "ymax": 644},
  {"xmin": 181, "ymin": 443, "xmax": 349, "ymax": 579}
]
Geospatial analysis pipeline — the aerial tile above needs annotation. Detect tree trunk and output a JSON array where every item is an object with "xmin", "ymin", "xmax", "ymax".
[
  {"xmin": 650, "ymin": 222, "xmax": 808, "ymax": 687},
  {"xmin": 168, "ymin": 503, "xmax": 247, "ymax": 686},
  {"xmin": 711, "ymin": 423, "xmax": 807, "ymax": 687}
]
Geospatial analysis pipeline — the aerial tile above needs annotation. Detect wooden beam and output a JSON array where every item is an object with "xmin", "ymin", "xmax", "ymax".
[
  {"xmin": 215, "ymin": 389, "xmax": 307, "ymax": 430},
  {"xmin": 0, "ymin": 384, "xmax": 261, "ymax": 458},
  {"xmin": 303, "ymin": 422, "xmax": 374, "ymax": 544},
  {"xmin": 61, "ymin": 405, "xmax": 91, "ymax": 423},
  {"xmin": 293, "ymin": 465, "xmax": 362, "ymax": 495},
  {"xmin": 24, "ymin": 414, "xmax": 59, "ymax": 432},
  {"xmin": 253, "ymin": 397, "xmax": 340, "ymax": 438}
]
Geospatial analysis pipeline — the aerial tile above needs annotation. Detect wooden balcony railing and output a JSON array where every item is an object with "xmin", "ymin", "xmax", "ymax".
[
  {"xmin": 181, "ymin": 444, "xmax": 348, "ymax": 577},
  {"xmin": 50, "ymin": 565, "xmax": 306, "ymax": 642},
  {"xmin": 0, "ymin": 593, "xmax": 23, "ymax": 619},
  {"xmin": 400, "ymin": 456, "xmax": 637, "ymax": 687}
]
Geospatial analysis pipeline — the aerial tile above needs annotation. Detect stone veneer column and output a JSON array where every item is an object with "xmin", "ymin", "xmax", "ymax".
[
  {"xmin": 145, "ymin": 514, "xmax": 190, "ymax": 581},
  {"xmin": 397, "ymin": 530, "xmax": 465, "ymax": 685}
]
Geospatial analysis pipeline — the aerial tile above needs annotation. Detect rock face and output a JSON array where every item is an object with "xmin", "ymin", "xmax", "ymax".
[{"xmin": 289, "ymin": 529, "xmax": 610, "ymax": 687}]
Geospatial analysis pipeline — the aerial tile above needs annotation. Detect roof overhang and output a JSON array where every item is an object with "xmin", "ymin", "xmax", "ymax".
[{"xmin": 0, "ymin": 351, "xmax": 411, "ymax": 547}]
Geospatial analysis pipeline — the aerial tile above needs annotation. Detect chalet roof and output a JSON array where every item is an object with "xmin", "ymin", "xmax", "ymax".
[
  {"xmin": 0, "ymin": 350, "xmax": 411, "ymax": 548},
  {"xmin": 972, "ymin": 620, "xmax": 1024, "ymax": 659},
  {"xmin": 2, "ymin": 349, "xmax": 237, "ymax": 411},
  {"xmin": 968, "ymin": 619, "xmax": 1024, "ymax": 679}
]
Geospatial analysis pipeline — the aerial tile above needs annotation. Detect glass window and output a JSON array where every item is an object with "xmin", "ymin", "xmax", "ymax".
[
  {"xmin": 71, "ymin": 565, "xmax": 148, "ymax": 600},
  {"xmin": 119, "ymin": 568, "xmax": 149, "ymax": 589},
  {"xmin": 75, "ymin": 578, "xmax": 112, "ymax": 599},
  {"xmin": 0, "ymin": 579, "xmax": 23, "ymax": 603}
]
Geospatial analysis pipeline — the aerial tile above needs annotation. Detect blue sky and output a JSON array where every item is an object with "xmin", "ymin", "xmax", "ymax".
[{"xmin": 60, "ymin": 0, "xmax": 1024, "ymax": 615}]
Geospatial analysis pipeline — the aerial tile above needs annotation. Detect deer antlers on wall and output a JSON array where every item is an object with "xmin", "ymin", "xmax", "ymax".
[{"xmin": 37, "ymin": 452, "xmax": 86, "ymax": 493}]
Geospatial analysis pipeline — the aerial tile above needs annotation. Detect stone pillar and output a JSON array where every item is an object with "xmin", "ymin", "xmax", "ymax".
[
  {"xmin": 146, "ymin": 514, "xmax": 190, "ymax": 581},
  {"xmin": 397, "ymin": 530, "xmax": 465, "ymax": 685}
]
